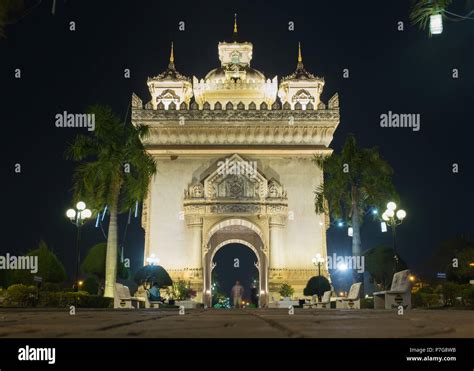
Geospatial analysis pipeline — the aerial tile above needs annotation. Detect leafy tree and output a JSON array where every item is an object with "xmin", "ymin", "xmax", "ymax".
[
  {"xmin": 14, "ymin": 241, "xmax": 67, "ymax": 285},
  {"xmin": 303, "ymin": 276, "xmax": 331, "ymax": 299},
  {"xmin": 0, "ymin": 269, "xmax": 14, "ymax": 289},
  {"xmin": 166, "ymin": 280, "xmax": 195, "ymax": 301},
  {"xmin": 314, "ymin": 134, "xmax": 397, "ymax": 282},
  {"xmin": 82, "ymin": 275, "xmax": 100, "ymax": 295},
  {"xmin": 278, "ymin": 283, "xmax": 294, "ymax": 298},
  {"xmin": 0, "ymin": 0, "xmax": 42, "ymax": 38},
  {"xmin": 67, "ymin": 105, "xmax": 156, "ymax": 298},
  {"xmin": 81, "ymin": 242, "xmax": 129, "ymax": 281},
  {"xmin": 447, "ymin": 246, "xmax": 474, "ymax": 284},
  {"xmin": 364, "ymin": 245, "xmax": 408, "ymax": 290},
  {"xmin": 424, "ymin": 237, "xmax": 474, "ymax": 283},
  {"xmin": 133, "ymin": 265, "xmax": 172, "ymax": 288},
  {"xmin": 0, "ymin": 0, "xmax": 22, "ymax": 38}
]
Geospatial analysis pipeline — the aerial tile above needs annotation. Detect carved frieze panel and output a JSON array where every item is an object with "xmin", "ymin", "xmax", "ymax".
[{"xmin": 210, "ymin": 204, "xmax": 261, "ymax": 214}]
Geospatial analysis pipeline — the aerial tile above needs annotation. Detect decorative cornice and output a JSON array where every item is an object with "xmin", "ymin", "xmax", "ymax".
[
  {"xmin": 132, "ymin": 107, "xmax": 339, "ymax": 122},
  {"xmin": 139, "ymin": 125, "xmax": 337, "ymax": 147}
]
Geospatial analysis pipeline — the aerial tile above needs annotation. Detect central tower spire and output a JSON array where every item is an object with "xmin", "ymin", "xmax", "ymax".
[
  {"xmin": 233, "ymin": 13, "xmax": 238, "ymax": 41},
  {"xmin": 168, "ymin": 42, "xmax": 175, "ymax": 69},
  {"xmin": 297, "ymin": 42, "xmax": 303, "ymax": 68}
]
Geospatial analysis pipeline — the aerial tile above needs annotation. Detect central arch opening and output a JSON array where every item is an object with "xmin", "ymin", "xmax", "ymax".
[{"xmin": 211, "ymin": 242, "xmax": 259, "ymax": 308}]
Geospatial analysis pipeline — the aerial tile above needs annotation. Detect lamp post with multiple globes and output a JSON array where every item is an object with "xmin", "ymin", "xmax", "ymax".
[
  {"xmin": 381, "ymin": 202, "xmax": 406, "ymax": 270},
  {"xmin": 66, "ymin": 201, "xmax": 92, "ymax": 291}
]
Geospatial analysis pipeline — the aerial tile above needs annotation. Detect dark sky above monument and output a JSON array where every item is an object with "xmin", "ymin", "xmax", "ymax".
[{"xmin": 1, "ymin": 0, "xmax": 472, "ymax": 281}]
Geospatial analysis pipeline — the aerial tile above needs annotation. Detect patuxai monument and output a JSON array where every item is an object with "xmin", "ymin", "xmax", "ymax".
[{"xmin": 131, "ymin": 20, "xmax": 340, "ymax": 307}]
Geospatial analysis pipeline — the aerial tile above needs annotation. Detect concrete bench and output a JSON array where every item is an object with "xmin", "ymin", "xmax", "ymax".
[
  {"xmin": 315, "ymin": 290, "xmax": 332, "ymax": 309},
  {"xmin": 336, "ymin": 282, "xmax": 362, "ymax": 309},
  {"xmin": 114, "ymin": 283, "xmax": 142, "ymax": 309},
  {"xmin": 134, "ymin": 290, "xmax": 161, "ymax": 308},
  {"xmin": 373, "ymin": 270, "xmax": 412, "ymax": 309},
  {"xmin": 176, "ymin": 300, "xmax": 198, "ymax": 309}
]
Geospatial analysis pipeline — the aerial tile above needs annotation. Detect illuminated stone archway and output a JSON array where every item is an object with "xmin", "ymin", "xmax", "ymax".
[
  {"xmin": 210, "ymin": 239, "xmax": 262, "ymax": 307},
  {"xmin": 203, "ymin": 219, "xmax": 268, "ymax": 308}
]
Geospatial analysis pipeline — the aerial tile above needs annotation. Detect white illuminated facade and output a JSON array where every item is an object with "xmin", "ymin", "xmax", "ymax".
[{"xmin": 132, "ymin": 22, "xmax": 340, "ymax": 306}]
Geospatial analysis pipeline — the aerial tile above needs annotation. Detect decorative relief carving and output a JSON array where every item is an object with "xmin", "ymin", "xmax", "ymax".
[
  {"xmin": 266, "ymin": 205, "xmax": 288, "ymax": 214},
  {"xmin": 204, "ymin": 154, "xmax": 268, "ymax": 200},
  {"xmin": 269, "ymin": 268, "xmax": 323, "ymax": 281},
  {"xmin": 186, "ymin": 183, "xmax": 204, "ymax": 198},
  {"xmin": 210, "ymin": 204, "xmax": 260, "ymax": 214},
  {"xmin": 131, "ymin": 93, "xmax": 143, "ymax": 109},
  {"xmin": 132, "ymin": 107, "xmax": 339, "ymax": 120},
  {"xmin": 328, "ymin": 93, "xmax": 339, "ymax": 109},
  {"xmin": 267, "ymin": 179, "xmax": 284, "ymax": 198},
  {"xmin": 183, "ymin": 154, "xmax": 288, "ymax": 219}
]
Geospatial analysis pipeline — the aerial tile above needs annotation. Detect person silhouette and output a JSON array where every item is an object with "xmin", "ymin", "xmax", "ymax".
[{"xmin": 231, "ymin": 280, "xmax": 244, "ymax": 308}]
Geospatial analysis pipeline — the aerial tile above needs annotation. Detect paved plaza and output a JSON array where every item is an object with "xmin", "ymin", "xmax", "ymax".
[{"xmin": 0, "ymin": 308, "xmax": 472, "ymax": 338}]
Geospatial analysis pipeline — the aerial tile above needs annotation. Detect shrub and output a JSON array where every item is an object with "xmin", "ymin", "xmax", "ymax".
[
  {"xmin": 278, "ymin": 283, "xmax": 294, "ymax": 298},
  {"xmin": 5, "ymin": 284, "xmax": 38, "ymax": 307},
  {"xmin": 462, "ymin": 285, "xmax": 474, "ymax": 306},
  {"xmin": 14, "ymin": 241, "xmax": 67, "ymax": 285},
  {"xmin": 40, "ymin": 282, "xmax": 63, "ymax": 292},
  {"xmin": 166, "ymin": 280, "xmax": 195, "ymax": 300},
  {"xmin": 412, "ymin": 292, "xmax": 441, "ymax": 308},
  {"xmin": 417, "ymin": 286, "xmax": 434, "ymax": 294},
  {"xmin": 303, "ymin": 276, "xmax": 331, "ymax": 298},
  {"xmin": 360, "ymin": 297, "xmax": 374, "ymax": 309},
  {"xmin": 38, "ymin": 291, "xmax": 112, "ymax": 308},
  {"xmin": 82, "ymin": 276, "xmax": 99, "ymax": 295},
  {"xmin": 436, "ymin": 282, "xmax": 464, "ymax": 306}
]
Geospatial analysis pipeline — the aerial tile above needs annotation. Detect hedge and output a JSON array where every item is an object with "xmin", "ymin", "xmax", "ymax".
[
  {"xmin": 3, "ymin": 284, "xmax": 112, "ymax": 308},
  {"xmin": 412, "ymin": 292, "xmax": 442, "ymax": 308}
]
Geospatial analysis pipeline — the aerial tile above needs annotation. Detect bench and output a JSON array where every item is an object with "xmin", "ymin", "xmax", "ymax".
[
  {"xmin": 315, "ymin": 290, "xmax": 332, "ymax": 309},
  {"xmin": 336, "ymin": 282, "xmax": 362, "ymax": 309},
  {"xmin": 134, "ymin": 290, "xmax": 161, "ymax": 308},
  {"xmin": 373, "ymin": 270, "xmax": 412, "ymax": 309},
  {"xmin": 114, "ymin": 283, "xmax": 143, "ymax": 309},
  {"xmin": 175, "ymin": 300, "xmax": 199, "ymax": 309}
]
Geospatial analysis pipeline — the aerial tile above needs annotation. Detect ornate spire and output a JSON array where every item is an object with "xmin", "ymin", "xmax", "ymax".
[
  {"xmin": 148, "ymin": 42, "xmax": 190, "ymax": 82},
  {"xmin": 233, "ymin": 13, "xmax": 238, "ymax": 41},
  {"xmin": 234, "ymin": 14, "xmax": 238, "ymax": 33},
  {"xmin": 168, "ymin": 42, "xmax": 175, "ymax": 70},
  {"xmin": 281, "ymin": 42, "xmax": 321, "ymax": 82},
  {"xmin": 297, "ymin": 42, "xmax": 303, "ymax": 69}
]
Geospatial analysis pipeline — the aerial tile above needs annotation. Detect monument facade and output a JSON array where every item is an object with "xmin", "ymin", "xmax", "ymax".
[{"xmin": 132, "ymin": 23, "xmax": 340, "ymax": 306}]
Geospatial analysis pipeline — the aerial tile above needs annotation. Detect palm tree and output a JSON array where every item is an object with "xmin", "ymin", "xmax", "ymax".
[
  {"xmin": 409, "ymin": 0, "xmax": 453, "ymax": 33},
  {"xmin": 67, "ymin": 105, "xmax": 156, "ymax": 298},
  {"xmin": 314, "ymin": 134, "xmax": 397, "ymax": 282}
]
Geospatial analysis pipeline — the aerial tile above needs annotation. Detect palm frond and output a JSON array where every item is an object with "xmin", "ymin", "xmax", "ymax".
[{"xmin": 410, "ymin": 0, "xmax": 453, "ymax": 31}]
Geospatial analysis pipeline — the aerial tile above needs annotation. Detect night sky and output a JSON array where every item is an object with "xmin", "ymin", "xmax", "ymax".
[{"xmin": 1, "ymin": 0, "xmax": 473, "ymax": 285}]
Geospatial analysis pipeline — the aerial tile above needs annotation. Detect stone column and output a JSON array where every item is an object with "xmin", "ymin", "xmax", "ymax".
[
  {"xmin": 269, "ymin": 215, "xmax": 286, "ymax": 268},
  {"xmin": 203, "ymin": 243, "xmax": 212, "ymax": 307},
  {"xmin": 187, "ymin": 216, "xmax": 203, "ymax": 269},
  {"xmin": 268, "ymin": 215, "xmax": 287, "ymax": 303},
  {"xmin": 186, "ymin": 216, "xmax": 203, "ymax": 303}
]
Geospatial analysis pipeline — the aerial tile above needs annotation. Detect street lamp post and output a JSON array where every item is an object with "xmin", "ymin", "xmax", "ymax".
[
  {"xmin": 381, "ymin": 202, "xmax": 406, "ymax": 271},
  {"xmin": 312, "ymin": 253, "xmax": 325, "ymax": 302},
  {"xmin": 66, "ymin": 201, "xmax": 92, "ymax": 292}
]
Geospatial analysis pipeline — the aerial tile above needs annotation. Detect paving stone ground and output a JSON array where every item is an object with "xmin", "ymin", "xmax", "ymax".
[{"xmin": 0, "ymin": 308, "xmax": 472, "ymax": 338}]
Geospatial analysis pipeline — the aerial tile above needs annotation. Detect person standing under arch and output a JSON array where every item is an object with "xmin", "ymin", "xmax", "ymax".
[{"xmin": 231, "ymin": 280, "xmax": 244, "ymax": 308}]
